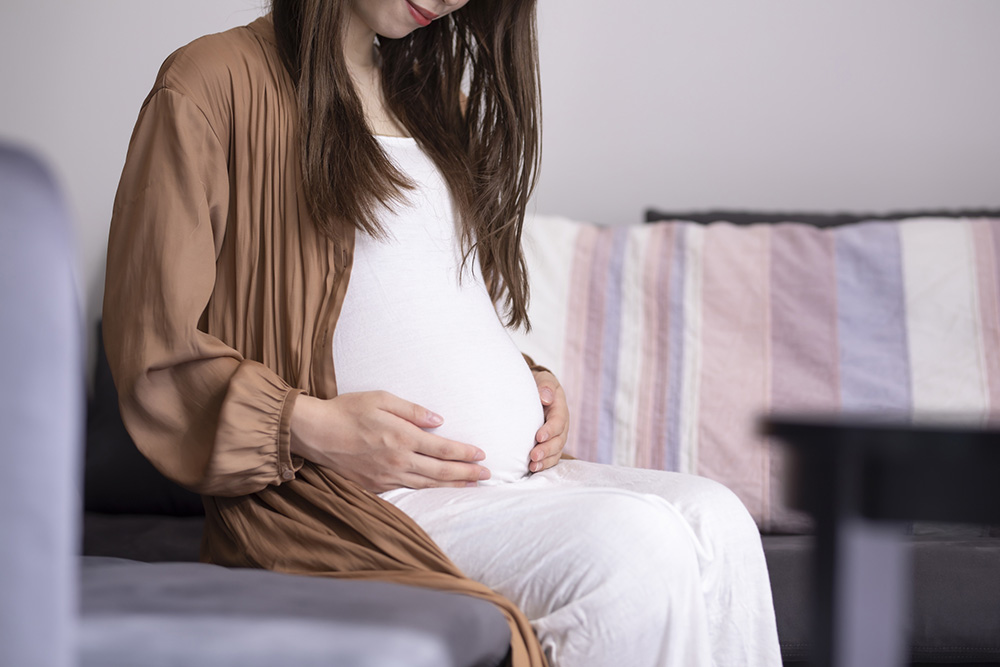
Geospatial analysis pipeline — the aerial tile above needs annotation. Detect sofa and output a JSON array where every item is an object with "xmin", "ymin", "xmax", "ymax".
[{"xmin": 9, "ymin": 134, "xmax": 998, "ymax": 663}]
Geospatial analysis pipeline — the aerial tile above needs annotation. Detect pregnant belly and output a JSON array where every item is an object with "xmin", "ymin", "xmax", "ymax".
[
  {"xmin": 332, "ymin": 289, "xmax": 544, "ymax": 486},
  {"xmin": 419, "ymin": 340, "xmax": 543, "ymax": 485}
]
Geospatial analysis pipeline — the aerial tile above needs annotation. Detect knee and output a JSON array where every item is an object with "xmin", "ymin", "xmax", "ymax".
[
  {"xmin": 556, "ymin": 493, "xmax": 705, "ymax": 646},
  {"xmin": 536, "ymin": 494, "xmax": 709, "ymax": 665},
  {"xmin": 687, "ymin": 476, "xmax": 760, "ymax": 538},
  {"xmin": 568, "ymin": 492, "xmax": 702, "ymax": 594}
]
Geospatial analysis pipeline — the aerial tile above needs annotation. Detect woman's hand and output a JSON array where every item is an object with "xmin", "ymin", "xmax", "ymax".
[
  {"xmin": 529, "ymin": 370, "xmax": 569, "ymax": 472},
  {"xmin": 289, "ymin": 391, "xmax": 491, "ymax": 493}
]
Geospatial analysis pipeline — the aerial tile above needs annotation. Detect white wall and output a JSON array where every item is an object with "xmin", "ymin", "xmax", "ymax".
[{"xmin": 2, "ymin": 0, "xmax": 999, "ymax": 356}]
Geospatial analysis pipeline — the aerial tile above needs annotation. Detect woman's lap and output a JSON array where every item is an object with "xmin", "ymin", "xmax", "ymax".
[
  {"xmin": 385, "ymin": 460, "xmax": 782, "ymax": 667},
  {"xmin": 387, "ymin": 459, "xmax": 761, "ymax": 573},
  {"xmin": 389, "ymin": 461, "xmax": 696, "ymax": 608}
]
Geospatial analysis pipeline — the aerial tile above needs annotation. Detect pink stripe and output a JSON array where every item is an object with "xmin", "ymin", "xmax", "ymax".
[
  {"xmin": 768, "ymin": 224, "xmax": 839, "ymax": 531},
  {"xmin": 576, "ymin": 227, "xmax": 615, "ymax": 462},
  {"xmin": 770, "ymin": 225, "xmax": 840, "ymax": 410},
  {"xmin": 649, "ymin": 225, "xmax": 676, "ymax": 471},
  {"xmin": 562, "ymin": 225, "xmax": 599, "ymax": 459},
  {"xmin": 635, "ymin": 224, "xmax": 672, "ymax": 469},
  {"xmin": 697, "ymin": 224, "xmax": 771, "ymax": 525},
  {"xmin": 972, "ymin": 220, "xmax": 1000, "ymax": 414}
]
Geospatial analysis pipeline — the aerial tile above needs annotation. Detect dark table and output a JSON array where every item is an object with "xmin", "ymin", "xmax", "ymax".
[{"xmin": 765, "ymin": 416, "xmax": 1000, "ymax": 667}]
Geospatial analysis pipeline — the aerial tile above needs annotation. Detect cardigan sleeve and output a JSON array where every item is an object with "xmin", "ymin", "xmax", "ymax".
[{"xmin": 103, "ymin": 86, "xmax": 303, "ymax": 497}]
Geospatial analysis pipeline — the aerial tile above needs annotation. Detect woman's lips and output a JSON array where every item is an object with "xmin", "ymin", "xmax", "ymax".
[{"xmin": 406, "ymin": 1, "xmax": 437, "ymax": 27}]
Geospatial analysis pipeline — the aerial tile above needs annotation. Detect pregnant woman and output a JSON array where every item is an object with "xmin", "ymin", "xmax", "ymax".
[{"xmin": 103, "ymin": 1, "xmax": 781, "ymax": 665}]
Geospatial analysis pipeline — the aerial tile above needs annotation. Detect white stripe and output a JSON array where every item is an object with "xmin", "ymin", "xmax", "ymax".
[
  {"xmin": 512, "ymin": 215, "xmax": 580, "ymax": 382},
  {"xmin": 900, "ymin": 219, "xmax": 988, "ymax": 417},
  {"xmin": 612, "ymin": 226, "xmax": 652, "ymax": 468},
  {"xmin": 678, "ymin": 224, "xmax": 704, "ymax": 474}
]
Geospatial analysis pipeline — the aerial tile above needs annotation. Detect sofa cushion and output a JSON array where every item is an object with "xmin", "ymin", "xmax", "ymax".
[
  {"xmin": 513, "ymin": 214, "xmax": 1000, "ymax": 532},
  {"xmin": 79, "ymin": 556, "xmax": 511, "ymax": 667}
]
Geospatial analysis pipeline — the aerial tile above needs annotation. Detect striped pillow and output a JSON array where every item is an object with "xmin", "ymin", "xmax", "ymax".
[{"xmin": 511, "ymin": 215, "xmax": 1000, "ymax": 532}]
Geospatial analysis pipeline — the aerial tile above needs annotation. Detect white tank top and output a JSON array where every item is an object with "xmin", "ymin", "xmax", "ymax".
[{"xmin": 332, "ymin": 135, "xmax": 543, "ymax": 494}]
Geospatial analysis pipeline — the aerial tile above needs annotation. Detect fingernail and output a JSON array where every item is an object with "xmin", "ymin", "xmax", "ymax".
[
  {"xmin": 478, "ymin": 468, "xmax": 490, "ymax": 480},
  {"xmin": 466, "ymin": 482, "xmax": 478, "ymax": 488},
  {"xmin": 541, "ymin": 388, "xmax": 554, "ymax": 403},
  {"xmin": 474, "ymin": 449, "xmax": 486, "ymax": 461},
  {"xmin": 538, "ymin": 430, "xmax": 548, "ymax": 442},
  {"xmin": 531, "ymin": 462, "xmax": 540, "ymax": 472},
  {"xmin": 427, "ymin": 411, "xmax": 443, "ymax": 426}
]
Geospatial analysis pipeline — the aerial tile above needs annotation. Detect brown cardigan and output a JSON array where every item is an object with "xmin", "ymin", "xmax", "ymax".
[{"xmin": 103, "ymin": 15, "xmax": 546, "ymax": 666}]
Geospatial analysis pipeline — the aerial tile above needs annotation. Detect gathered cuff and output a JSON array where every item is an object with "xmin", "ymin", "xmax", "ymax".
[
  {"xmin": 276, "ymin": 388, "xmax": 305, "ymax": 482},
  {"xmin": 200, "ymin": 361, "xmax": 306, "ymax": 496}
]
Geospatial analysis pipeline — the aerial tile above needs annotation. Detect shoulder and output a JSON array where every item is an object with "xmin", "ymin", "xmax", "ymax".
[{"xmin": 144, "ymin": 16, "xmax": 287, "ymax": 115}]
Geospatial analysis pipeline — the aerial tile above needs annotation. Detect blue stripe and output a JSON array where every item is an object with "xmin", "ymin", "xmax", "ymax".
[
  {"xmin": 835, "ymin": 222, "xmax": 912, "ymax": 413},
  {"xmin": 596, "ymin": 227, "xmax": 629, "ymax": 464},
  {"xmin": 664, "ymin": 224, "xmax": 687, "ymax": 471}
]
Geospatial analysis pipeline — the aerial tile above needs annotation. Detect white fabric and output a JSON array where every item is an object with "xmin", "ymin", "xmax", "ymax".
[
  {"xmin": 333, "ymin": 135, "xmax": 543, "ymax": 492},
  {"xmin": 388, "ymin": 460, "xmax": 783, "ymax": 667}
]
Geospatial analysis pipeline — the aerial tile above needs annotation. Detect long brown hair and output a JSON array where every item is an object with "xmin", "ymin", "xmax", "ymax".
[{"xmin": 271, "ymin": 0, "xmax": 540, "ymax": 329}]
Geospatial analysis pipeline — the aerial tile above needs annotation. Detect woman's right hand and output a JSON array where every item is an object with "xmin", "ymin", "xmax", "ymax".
[{"xmin": 289, "ymin": 391, "xmax": 491, "ymax": 493}]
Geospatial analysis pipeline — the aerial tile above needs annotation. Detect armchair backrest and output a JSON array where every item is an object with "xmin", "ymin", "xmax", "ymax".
[{"xmin": 0, "ymin": 144, "xmax": 83, "ymax": 667}]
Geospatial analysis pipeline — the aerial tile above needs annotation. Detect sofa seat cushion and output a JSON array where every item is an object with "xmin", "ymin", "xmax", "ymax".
[
  {"xmin": 763, "ymin": 534, "xmax": 1000, "ymax": 664},
  {"xmin": 79, "ymin": 556, "xmax": 510, "ymax": 667}
]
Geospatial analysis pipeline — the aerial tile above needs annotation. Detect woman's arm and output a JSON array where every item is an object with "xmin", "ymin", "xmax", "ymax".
[{"xmin": 104, "ymin": 86, "xmax": 301, "ymax": 497}]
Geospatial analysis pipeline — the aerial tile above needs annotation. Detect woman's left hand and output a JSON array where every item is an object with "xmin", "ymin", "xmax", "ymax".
[{"xmin": 529, "ymin": 370, "xmax": 569, "ymax": 472}]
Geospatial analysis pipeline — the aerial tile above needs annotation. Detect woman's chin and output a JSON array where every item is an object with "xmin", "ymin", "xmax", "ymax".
[{"xmin": 377, "ymin": 27, "xmax": 418, "ymax": 40}]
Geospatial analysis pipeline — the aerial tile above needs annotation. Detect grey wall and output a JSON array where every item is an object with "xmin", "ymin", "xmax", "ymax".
[
  {"xmin": 534, "ymin": 0, "xmax": 1000, "ymax": 225},
  {"xmin": 2, "ymin": 0, "xmax": 998, "ymax": 355},
  {"xmin": 0, "ymin": 0, "xmax": 265, "ymax": 349}
]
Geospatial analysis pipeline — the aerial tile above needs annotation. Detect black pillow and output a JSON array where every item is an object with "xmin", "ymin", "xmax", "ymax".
[
  {"xmin": 85, "ymin": 325, "xmax": 204, "ymax": 516},
  {"xmin": 644, "ymin": 208, "xmax": 1000, "ymax": 227}
]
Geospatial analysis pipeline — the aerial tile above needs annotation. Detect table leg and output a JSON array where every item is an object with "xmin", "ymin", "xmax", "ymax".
[{"xmin": 836, "ymin": 519, "xmax": 911, "ymax": 667}]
